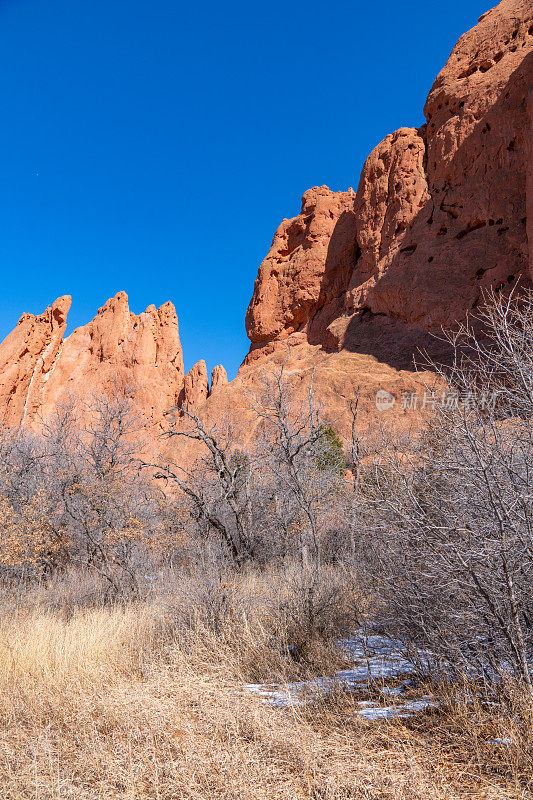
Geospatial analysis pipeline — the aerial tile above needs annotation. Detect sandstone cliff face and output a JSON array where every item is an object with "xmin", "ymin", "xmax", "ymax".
[
  {"xmin": 246, "ymin": 0, "xmax": 533, "ymax": 358},
  {"xmin": 0, "ymin": 296, "xmax": 71, "ymax": 427},
  {"xmin": 245, "ymin": 186, "xmax": 358, "ymax": 345}
]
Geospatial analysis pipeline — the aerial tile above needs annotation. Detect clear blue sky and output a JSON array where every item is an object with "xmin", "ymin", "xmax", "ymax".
[{"xmin": 0, "ymin": 0, "xmax": 490, "ymax": 379}]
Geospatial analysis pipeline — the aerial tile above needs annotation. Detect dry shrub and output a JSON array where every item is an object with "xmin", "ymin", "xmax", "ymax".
[{"xmin": 150, "ymin": 560, "xmax": 358, "ymax": 683}]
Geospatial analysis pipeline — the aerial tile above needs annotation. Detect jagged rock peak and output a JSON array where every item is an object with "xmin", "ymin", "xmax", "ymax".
[
  {"xmin": 0, "ymin": 292, "xmax": 187, "ymax": 429},
  {"xmin": 180, "ymin": 360, "xmax": 209, "ymax": 412},
  {"xmin": 210, "ymin": 364, "xmax": 228, "ymax": 395}
]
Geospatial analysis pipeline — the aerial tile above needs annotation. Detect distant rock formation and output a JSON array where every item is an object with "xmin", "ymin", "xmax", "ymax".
[
  {"xmin": 0, "ymin": 295, "xmax": 70, "ymax": 427},
  {"xmin": 0, "ymin": 292, "xmax": 189, "ymax": 430}
]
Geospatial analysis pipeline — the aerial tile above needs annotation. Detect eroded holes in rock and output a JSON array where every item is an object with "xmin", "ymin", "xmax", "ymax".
[
  {"xmin": 437, "ymin": 226, "xmax": 447, "ymax": 236},
  {"xmin": 408, "ymin": 143, "xmax": 415, "ymax": 150},
  {"xmin": 459, "ymin": 101, "xmax": 465, "ymax": 108},
  {"xmin": 428, "ymin": 256, "xmax": 434, "ymax": 263},
  {"xmin": 510, "ymin": 45, "xmax": 517, "ymax": 52},
  {"xmin": 465, "ymin": 63, "xmax": 478, "ymax": 77},
  {"xmin": 529, "ymin": 24, "xmax": 533, "ymax": 35},
  {"xmin": 489, "ymin": 219, "xmax": 495, "ymax": 226},
  {"xmin": 400, "ymin": 243, "xmax": 418, "ymax": 254},
  {"xmin": 511, "ymin": 28, "xmax": 518, "ymax": 38},
  {"xmin": 476, "ymin": 268, "xmax": 486, "ymax": 278},
  {"xmin": 507, "ymin": 139, "xmax": 516, "ymax": 151},
  {"xmin": 440, "ymin": 200, "xmax": 459, "ymax": 219},
  {"xmin": 521, "ymin": 217, "xmax": 527, "ymax": 225},
  {"xmin": 496, "ymin": 218, "xmax": 503, "ymax": 225},
  {"xmin": 497, "ymin": 226, "xmax": 509, "ymax": 234},
  {"xmin": 507, "ymin": 274, "xmax": 515, "ymax": 284},
  {"xmin": 482, "ymin": 122, "xmax": 491, "ymax": 133},
  {"xmin": 395, "ymin": 223, "xmax": 406, "ymax": 235},
  {"xmin": 493, "ymin": 51, "xmax": 504, "ymax": 63},
  {"xmin": 456, "ymin": 219, "xmax": 486, "ymax": 239},
  {"xmin": 437, "ymin": 104, "xmax": 442, "ymax": 110},
  {"xmin": 479, "ymin": 60, "xmax": 493, "ymax": 73}
]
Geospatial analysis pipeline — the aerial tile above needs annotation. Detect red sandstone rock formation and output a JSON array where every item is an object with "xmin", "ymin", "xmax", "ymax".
[
  {"xmin": 198, "ymin": 0, "xmax": 533, "ymax": 445},
  {"xmin": 0, "ymin": 295, "xmax": 71, "ymax": 427},
  {"xmin": 0, "ymin": 292, "xmax": 185, "ymax": 430},
  {"xmin": 179, "ymin": 360, "xmax": 209, "ymax": 412},
  {"xmin": 246, "ymin": 0, "xmax": 533, "ymax": 359},
  {"xmin": 245, "ymin": 186, "xmax": 358, "ymax": 345},
  {"xmin": 210, "ymin": 365, "xmax": 228, "ymax": 394}
]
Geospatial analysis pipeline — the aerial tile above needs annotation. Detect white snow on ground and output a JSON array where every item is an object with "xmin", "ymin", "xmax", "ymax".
[
  {"xmin": 244, "ymin": 630, "xmax": 439, "ymax": 720},
  {"xmin": 356, "ymin": 697, "xmax": 436, "ymax": 720}
]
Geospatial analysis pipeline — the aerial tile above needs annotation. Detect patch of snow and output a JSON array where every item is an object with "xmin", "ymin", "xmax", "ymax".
[
  {"xmin": 244, "ymin": 631, "xmax": 439, "ymax": 719},
  {"xmin": 21, "ymin": 359, "xmax": 42, "ymax": 426},
  {"xmin": 356, "ymin": 696, "xmax": 436, "ymax": 720},
  {"xmin": 42, "ymin": 344, "xmax": 63, "ymax": 384}
]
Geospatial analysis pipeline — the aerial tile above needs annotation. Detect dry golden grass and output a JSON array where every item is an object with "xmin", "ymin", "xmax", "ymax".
[{"xmin": 0, "ymin": 585, "xmax": 530, "ymax": 799}]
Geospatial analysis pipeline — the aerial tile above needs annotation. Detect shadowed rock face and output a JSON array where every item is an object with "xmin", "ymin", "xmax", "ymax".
[
  {"xmin": 246, "ymin": 0, "xmax": 533, "ymax": 358},
  {"xmin": 245, "ymin": 186, "xmax": 358, "ymax": 344},
  {"xmin": 0, "ymin": 1, "xmax": 531, "ymax": 445}
]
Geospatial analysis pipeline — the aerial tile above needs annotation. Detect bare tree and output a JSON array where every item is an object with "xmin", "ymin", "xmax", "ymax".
[
  {"xmin": 145, "ymin": 410, "xmax": 259, "ymax": 564},
  {"xmin": 42, "ymin": 389, "xmax": 160, "ymax": 598}
]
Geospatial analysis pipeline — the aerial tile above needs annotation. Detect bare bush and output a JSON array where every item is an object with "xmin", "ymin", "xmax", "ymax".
[
  {"xmin": 360, "ymin": 289, "xmax": 533, "ymax": 692},
  {"xmin": 0, "ymin": 389, "xmax": 165, "ymax": 598}
]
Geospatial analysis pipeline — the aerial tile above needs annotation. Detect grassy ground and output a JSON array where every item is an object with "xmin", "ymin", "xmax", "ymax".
[{"xmin": 0, "ymin": 576, "xmax": 531, "ymax": 799}]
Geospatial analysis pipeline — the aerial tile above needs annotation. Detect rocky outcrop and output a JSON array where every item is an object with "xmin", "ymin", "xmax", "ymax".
[
  {"xmin": 245, "ymin": 186, "xmax": 358, "ymax": 346},
  {"xmin": 179, "ymin": 360, "xmax": 209, "ymax": 412},
  {"xmin": 246, "ymin": 0, "xmax": 533, "ymax": 358},
  {"xmin": 364, "ymin": 0, "xmax": 532, "ymax": 330},
  {"xmin": 0, "ymin": 296, "xmax": 71, "ymax": 427},
  {"xmin": 0, "ymin": 292, "xmax": 186, "ymax": 430},
  {"xmin": 210, "ymin": 365, "xmax": 228, "ymax": 394}
]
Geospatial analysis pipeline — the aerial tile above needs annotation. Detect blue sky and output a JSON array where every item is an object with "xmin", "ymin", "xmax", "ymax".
[{"xmin": 0, "ymin": 0, "xmax": 490, "ymax": 378}]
